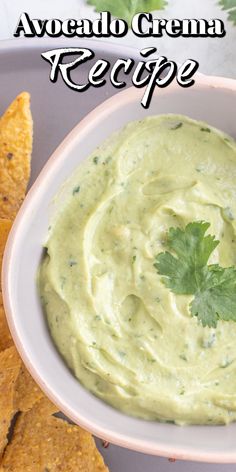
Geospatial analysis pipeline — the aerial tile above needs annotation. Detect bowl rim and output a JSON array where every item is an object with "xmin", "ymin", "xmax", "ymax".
[{"xmin": 2, "ymin": 74, "xmax": 236, "ymax": 463}]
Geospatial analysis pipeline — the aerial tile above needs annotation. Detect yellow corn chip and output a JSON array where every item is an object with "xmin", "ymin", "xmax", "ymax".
[
  {"xmin": 29, "ymin": 396, "xmax": 58, "ymax": 416},
  {"xmin": 14, "ymin": 364, "xmax": 44, "ymax": 412},
  {"xmin": 0, "ymin": 218, "xmax": 12, "ymax": 279},
  {"xmin": 1, "ymin": 397, "xmax": 109, "ymax": 471},
  {"xmin": 0, "ymin": 219, "xmax": 13, "ymax": 352},
  {"xmin": 0, "ymin": 299, "xmax": 12, "ymax": 352},
  {"xmin": 0, "ymin": 346, "xmax": 21, "ymax": 456},
  {"xmin": 0, "ymin": 92, "xmax": 33, "ymax": 219}
]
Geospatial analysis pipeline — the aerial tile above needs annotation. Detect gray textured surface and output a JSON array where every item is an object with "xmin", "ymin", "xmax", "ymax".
[
  {"xmin": 0, "ymin": 39, "xmax": 235, "ymax": 471},
  {"xmin": 96, "ymin": 441, "xmax": 235, "ymax": 472}
]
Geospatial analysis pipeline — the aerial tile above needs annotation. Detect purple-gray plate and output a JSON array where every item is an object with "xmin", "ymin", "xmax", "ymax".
[{"xmin": 0, "ymin": 37, "xmax": 235, "ymax": 472}]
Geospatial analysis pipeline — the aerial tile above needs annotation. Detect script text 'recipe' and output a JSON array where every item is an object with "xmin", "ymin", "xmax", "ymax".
[{"xmin": 41, "ymin": 47, "xmax": 199, "ymax": 109}]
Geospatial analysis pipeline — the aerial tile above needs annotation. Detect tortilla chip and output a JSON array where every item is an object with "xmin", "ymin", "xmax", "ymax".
[
  {"xmin": 1, "ymin": 397, "xmax": 109, "ymax": 471},
  {"xmin": 14, "ymin": 364, "xmax": 44, "ymax": 412},
  {"xmin": 0, "ymin": 92, "xmax": 33, "ymax": 219},
  {"xmin": 0, "ymin": 218, "xmax": 12, "ymax": 278},
  {"xmin": 0, "ymin": 219, "xmax": 13, "ymax": 351},
  {"xmin": 0, "ymin": 300, "xmax": 12, "ymax": 352},
  {"xmin": 30, "ymin": 396, "xmax": 58, "ymax": 416},
  {"xmin": 0, "ymin": 346, "xmax": 21, "ymax": 456}
]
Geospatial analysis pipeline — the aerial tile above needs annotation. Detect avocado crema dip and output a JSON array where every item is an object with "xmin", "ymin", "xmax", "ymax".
[{"xmin": 39, "ymin": 114, "xmax": 236, "ymax": 425}]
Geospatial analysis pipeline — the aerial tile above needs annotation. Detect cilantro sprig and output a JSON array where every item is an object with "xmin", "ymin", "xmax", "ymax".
[
  {"xmin": 87, "ymin": 0, "xmax": 168, "ymax": 26},
  {"xmin": 219, "ymin": 0, "xmax": 236, "ymax": 26},
  {"xmin": 154, "ymin": 222, "xmax": 236, "ymax": 328},
  {"xmin": 86, "ymin": 0, "xmax": 236, "ymax": 27}
]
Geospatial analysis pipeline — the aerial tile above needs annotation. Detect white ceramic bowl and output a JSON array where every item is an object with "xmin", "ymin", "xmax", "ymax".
[{"xmin": 2, "ymin": 75, "xmax": 236, "ymax": 463}]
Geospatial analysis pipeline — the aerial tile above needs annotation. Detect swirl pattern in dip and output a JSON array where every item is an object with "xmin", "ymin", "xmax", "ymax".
[{"xmin": 39, "ymin": 115, "xmax": 236, "ymax": 424}]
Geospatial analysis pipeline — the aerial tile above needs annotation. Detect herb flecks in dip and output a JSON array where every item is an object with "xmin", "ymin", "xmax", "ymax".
[{"xmin": 39, "ymin": 115, "xmax": 236, "ymax": 425}]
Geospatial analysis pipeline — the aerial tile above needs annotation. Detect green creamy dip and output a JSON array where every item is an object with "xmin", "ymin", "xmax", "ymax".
[{"xmin": 39, "ymin": 115, "xmax": 236, "ymax": 425}]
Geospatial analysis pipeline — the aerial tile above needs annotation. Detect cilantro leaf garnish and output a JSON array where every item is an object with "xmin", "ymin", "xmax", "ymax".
[
  {"xmin": 87, "ymin": 0, "xmax": 168, "ymax": 26},
  {"xmin": 154, "ymin": 222, "xmax": 236, "ymax": 328},
  {"xmin": 219, "ymin": 0, "xmax": 236, "ymax": 26},
  {"xmin": 191, "ymin": 265, "xmax": 236, "ymax": 327},
  {"xmin": 154, "ymin": 222, "xmax": 219, "ymax": 295}
]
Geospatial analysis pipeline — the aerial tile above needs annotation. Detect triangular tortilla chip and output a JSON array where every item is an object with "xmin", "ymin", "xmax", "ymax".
[
  {"xmin": 0, "ymin": 298, "xmax": 12, "ymax": 352},
  {"xmin": 0, "ymin": 218, "xmax": 12, "ymax": 278},
  {"xmin": 1, "ymin": 397, "xmax": 109, "ymax": 471},
  {"xmin": 0, "ymin": 219, "xmax": 13, "ymax": 352},
  {"xmin": 0, "ymin": 92, "xmax": 33, "ymax": 219},
  {"xmin": 14, "ymin": 364, "xmax": 44, "ymax": 412},
  {"xmin": 0, "ymin": 346, "xmax": 21, "ymax": 456}
]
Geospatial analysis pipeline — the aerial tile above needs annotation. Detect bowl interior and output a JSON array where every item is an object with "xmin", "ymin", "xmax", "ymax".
[{"xmin": 3, "ymin": 78, "xmax": 236, "ymax": 462}]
